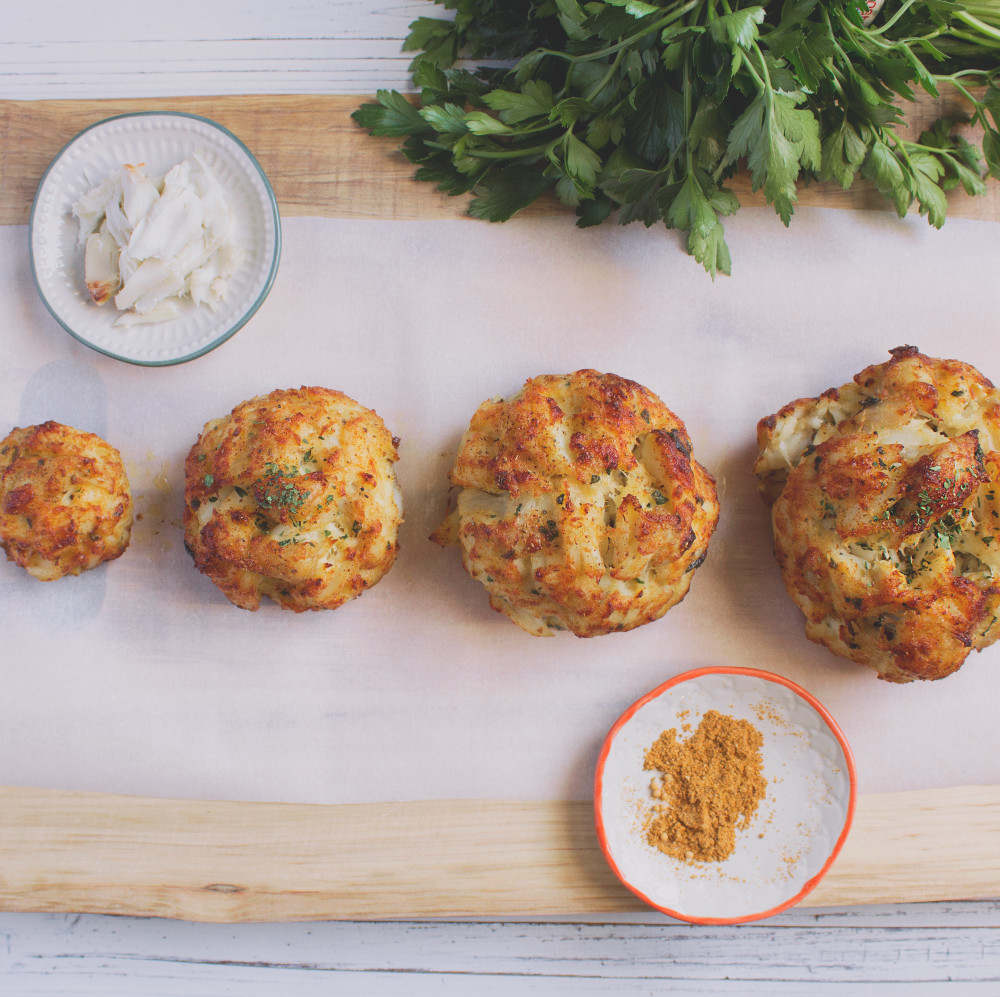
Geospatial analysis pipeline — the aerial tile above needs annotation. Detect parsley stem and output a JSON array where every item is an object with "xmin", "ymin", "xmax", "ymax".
[
  {"xmin": 942, "ymin": 27, "xmax": 1000, "ymax": 50},
  {"xmin": 683, "ymin": 41, "xmax": 694, "ymax": 178},
  {"xmin": 939, "ymin": 74, "xmax": 987, "ymax": 106},
  {"xmin": 741, "ymin": 41, "xmax": 769, "ymax": 95},
  {"xmin": 867, "ymin": 0, "xmax": 920, "ymax": 36},
  {"xmin": 585, "ymin": 48, "xmax": 626, "ymax": 102},
  {"xmin": 535, "ymin": 0, "xmax": 701, "ymax": 65},
  {"xmin": 940, "ymin": 69, "xmax": 998, "ymax": 83},
  {"xmin": 955, "ymin": 9, "xmax": 1000, "ymax": 42},
  {"xmin": 461, "ymin": 142, "xmax": 552, "ymax": 159}
]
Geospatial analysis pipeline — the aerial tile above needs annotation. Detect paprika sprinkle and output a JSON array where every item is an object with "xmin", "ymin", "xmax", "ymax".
[{"xmin": 643, "ymin": 709, "xmax": 767, "ymax": 863}]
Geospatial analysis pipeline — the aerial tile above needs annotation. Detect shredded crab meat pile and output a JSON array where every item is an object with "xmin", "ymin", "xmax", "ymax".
[{"xmin": 72, "ymin": 156, "xmax": 244, "ymax": 327}]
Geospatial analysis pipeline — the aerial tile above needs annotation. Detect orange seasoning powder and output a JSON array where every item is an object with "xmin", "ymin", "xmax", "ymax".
[{"xmin": 643, "ymin": 709, "xmax": 767, "ymax": 863}]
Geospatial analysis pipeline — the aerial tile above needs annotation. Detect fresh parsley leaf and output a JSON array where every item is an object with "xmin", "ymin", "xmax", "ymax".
[
  {"xmin": 820, "ymin": 116, "xmax": 869, "ymax": 189},
  {"xmin": 483, "ymin": 81, "xmax": 556, "ymax": 123},
  {"xmin": 605, "ymin": 0, "xmax": 662, "ymax": 18},
  {"xmin": 659, "ymin": 171, "xmax": 735, "ymax": 277},
  {"xmin": 709, "ymin": 6, "xmax": 765, "ymax": 49},
  {"xmin": 726, "ymin": 90, "xmax": 820, "ymax": 225},
  {"xmin": 467, "ymin": 164, "xmax": 554, "ymax": 221},
  {"xmin": 420, "ymin": 103, "xmax": 473, "ymax": 135},
  {"xmin": 352, "ymin": 91, "xmax": 431, "ymax": 138}
]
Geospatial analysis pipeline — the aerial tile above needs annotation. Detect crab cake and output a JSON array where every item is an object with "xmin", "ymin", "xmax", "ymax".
[
  {"xmin": 755, "ymin": 345, "xmax": 1000, "ymax": 683},
  {"xmin": 0, "ymin": 420, "xmax": 132, "ymax": 581},
  {"xmin": 432, "ymin": 370, "xmax": 719, "ymax": 637},
  {"xmin": 184, "ymin": 387, "xmax": 402, "ymax": 612}
]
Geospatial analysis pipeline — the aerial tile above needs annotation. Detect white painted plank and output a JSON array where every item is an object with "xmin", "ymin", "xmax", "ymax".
[
  {"xmin": 3, "ymin": 912, "xmax": 1000, "ymax": 988},
  {"xmin": 491, "ymin": 900, "xmax": 1000, "ymax": 928},
  {"xmin": 3, "ymin": 975, "xmax": 999, "ymax": 997},
  {"xmin": 6, "ymin": 0, "xmax": 429, "ymax": 41},
  {"xmin": 1, "ymin": 1, "xmax": 431, "ymax": 98}
]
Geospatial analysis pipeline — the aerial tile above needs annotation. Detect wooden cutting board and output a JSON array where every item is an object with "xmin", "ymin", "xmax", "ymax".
[
  {"xmin": 0, "ymin": 785, "xmax": 998, "ymax": 921},
  {"xmin": 0, "ymin": 95, "xmax": 998, "ymax": 921},
  {"xmin": 0, "ymin": 93, "xmax": 997, "ymax": 227}
]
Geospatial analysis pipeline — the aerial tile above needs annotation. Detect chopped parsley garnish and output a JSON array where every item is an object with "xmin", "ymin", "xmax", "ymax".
[
  {"xmin": 254, "ymin": 463, "xmax": 308, "ymax": 516},
  {"xmin": 540, "ymin": 520, "xmax": 559, "ymax": 542},
  {"xmin": 264, "ymin": 483, "xmax": 305, "ymax": 515}
]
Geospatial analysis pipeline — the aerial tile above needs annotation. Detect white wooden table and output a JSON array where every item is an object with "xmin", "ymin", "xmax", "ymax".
[{"xmin": 3, "ymin": 2, "xmax": 1000, "ymax": 992}]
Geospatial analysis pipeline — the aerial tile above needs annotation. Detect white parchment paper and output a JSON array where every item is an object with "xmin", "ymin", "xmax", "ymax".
[{"xmin": 2, "ymin": 205, "xmax": 998, "ymax": 804}]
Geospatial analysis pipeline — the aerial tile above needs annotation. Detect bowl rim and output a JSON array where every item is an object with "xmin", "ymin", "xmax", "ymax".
[
  {"xmin": 593, "ymin": 665, "xmax": 858, "ymax": 925},
  {"xmin": 28, "ymin": 109, "xmax": 282, "ymax": 367}
]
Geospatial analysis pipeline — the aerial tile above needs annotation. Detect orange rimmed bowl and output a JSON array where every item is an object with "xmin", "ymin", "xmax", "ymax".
[{"xmin": 594, "ymin": 666, "xmax": 856, "ymax": 924}]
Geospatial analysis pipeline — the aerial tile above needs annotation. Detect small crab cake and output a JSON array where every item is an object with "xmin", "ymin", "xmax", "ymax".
[
  {"xmin": 755, "ymin": 345, "xmax": 1000, "ymax": 683},
  {"xmin": 432, "ymin": 370, "xmax": 719, "ymax": 637},
  {"xmin": 0, "ymin": 420, "xmax": 132, "ymax": 581},
  {"xmin": 184, "ymin": 387, "xmax": 402, "ymax": 612}
]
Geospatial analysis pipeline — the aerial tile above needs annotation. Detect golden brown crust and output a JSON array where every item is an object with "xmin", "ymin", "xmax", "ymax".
[
  {"xmin": 183, "ymin": 387, "xmax": 402, "ymax": 612},
  {"xmin": 0, "ymin": 421, "xmax": 132, "ymax": 580},
  {"xmin": 433, "ymin": 370, "xmax": 719, "ymax": 637},
  {"xmin": 755, "ymin": 346, "xmax": 1000, "ymax": 682}
]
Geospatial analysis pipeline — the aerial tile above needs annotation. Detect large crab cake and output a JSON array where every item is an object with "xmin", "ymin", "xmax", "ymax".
[
  {"xmin": 184, "ymin": 387, "xmax": 402, "ymax": 611},
  {"xmin": 0, "ymin": 420, "xmax": 132, "ymax": 580},
  {"xmin": 433, "ymin": 369, "xmax": 719, "ymax": 637},
  {"xmin": 755, "ymin": 345, "xmax": 1000, "ymax": 682}
]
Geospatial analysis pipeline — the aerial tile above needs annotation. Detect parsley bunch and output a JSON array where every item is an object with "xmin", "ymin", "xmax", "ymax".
[{"xmin": 353, "ymin": 0, "xmax": 1000, "ymax": 275}]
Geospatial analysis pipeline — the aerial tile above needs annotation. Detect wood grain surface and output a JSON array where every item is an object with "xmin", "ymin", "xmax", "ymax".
[
  {"xmin": 2, "ymin": 92, "xmax": 999, "ymax": 928},
  {"xmin": 1, "ymin": 93, "xmax": 996, "ymax": 228},
  {"xmin": 1, "ymin": 785, "xmax": 997, "ymax": 921}
]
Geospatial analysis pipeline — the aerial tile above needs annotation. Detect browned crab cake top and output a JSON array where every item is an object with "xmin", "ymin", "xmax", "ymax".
[
  {"xmin": 433, "ymin": 369, "xmax": 719, "ymax": 637},
  {"xmin": 755, "ymin": 345, "xmax": 1000, "ymax": 682},
  {"xmin": 0, "ymin": 420, "xmax": 132, "ymax": 581},
  {"xmin": 184, "ymin": 386, "xmax": 402, "ymax": 612}
]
